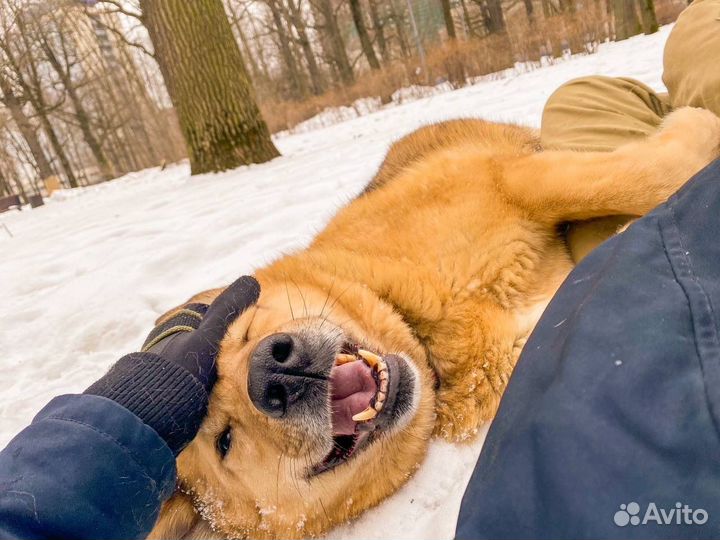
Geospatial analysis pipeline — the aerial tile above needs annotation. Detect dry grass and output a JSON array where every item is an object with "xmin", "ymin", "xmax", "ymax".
[{"xmin": 260, "ymin": 1, "xmax": 685, "ymax": 134}]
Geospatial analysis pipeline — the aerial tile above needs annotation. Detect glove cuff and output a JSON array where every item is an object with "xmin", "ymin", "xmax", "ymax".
[
  {"xmin": 85, "ymin": 352, "xmax": 208, "ymax": 455},
  {"xmin": 141, "ymin": 303, "xmax": 208, "ymax": 354}
]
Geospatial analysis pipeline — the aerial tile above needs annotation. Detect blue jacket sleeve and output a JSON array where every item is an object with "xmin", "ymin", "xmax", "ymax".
[{"xmin": 0, "ymin": 394, "xmax": 176, "ymax": 540}]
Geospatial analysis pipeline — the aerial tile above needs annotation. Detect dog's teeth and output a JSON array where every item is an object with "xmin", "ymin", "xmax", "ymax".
[
  {"xmin": 374, "ymin": 396, "xmax": 385, "ymax": 412},
  {"xmin": 352, "ymin": 406, "xmax": 378, "ymax": 422},
  {"xmin": 380, "ymin": 379, "xmax": 388, "ymax": 393},
  {"xmin": 335, "ymin": 353, "xmax": 357, "ymax": 365},
  {"xmin": 379, "ymin": 370, "xmax": 388, "ymax": 381},
  {"xmin": 357, "ymin": 349, "xmax": 381, "ymax": 368}
]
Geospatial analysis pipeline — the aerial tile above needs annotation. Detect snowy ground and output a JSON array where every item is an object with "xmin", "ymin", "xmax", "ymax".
[{"xmin": 0, "ymin": 27, "xmax": 671, "ymax": 539}]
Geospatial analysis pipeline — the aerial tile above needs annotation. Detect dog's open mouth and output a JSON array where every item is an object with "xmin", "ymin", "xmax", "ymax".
[{"xmin": 311, "ymin": 342, "xmax": 400, "ymax": 475}]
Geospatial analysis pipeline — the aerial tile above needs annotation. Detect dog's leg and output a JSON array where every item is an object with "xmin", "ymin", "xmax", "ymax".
[
  {"xmin": 429, "ymin": 300, "xmax": 522, "ymax": 441},
  {"xmin": 502, "ymin": 107, "xmax": 720, "ymax": 223}
]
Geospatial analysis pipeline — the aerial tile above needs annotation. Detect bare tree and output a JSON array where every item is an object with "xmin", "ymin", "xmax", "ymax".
[
  {"xmin": 285, "ymin": 0, "xmax": 325, "ymax": 94},
  {"xmin": 311, "ymin": 0, "xmax": 355, "ymax": 84},
  {"xmin": 637, "ymin": 0, "xmax": 658, "ymax": 34},
  {"xmin": 29, "ymin": 7, "xmax": 115, "ymax": 180},
  {"xmin": 386, "ymin": 0, "xmax": 411, "ymax": 57},
  {"xmin": 521, "ymin": 0, "xmax": 535, "ymax": 23},
  {"xmin": 459, "ymin": 0, "xmax": 478, "ymax": 37},
  {"xmin": 265, "ymin": 0, "xmax": 309, "ymax": 98},
  {"xmin": 0, "ymin": 73, "xmax": 54, "ymax": 184},
  {"xmin": 440, "ymin": 0, "xmax": 457, "ymax": 38},
  {"xmin": 613, "ymin": 0, "xmax": 641, "ymax": 39},
  {"xmin": 368, "ymin": 0, "xmax": 390, "ymax": 62},
  {"xmin": 0, "ymin": 4, "xmax": 79, "ymax": 188},
  {"xmin": 472, "ymin": 0, "xmax": 506, "ymax": 34},
  {"xmin": 349, "ymin": 0, "xmax": 381, "ymax": 70}
]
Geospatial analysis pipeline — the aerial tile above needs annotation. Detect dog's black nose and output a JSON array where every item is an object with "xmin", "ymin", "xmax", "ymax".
[{"xmin": 247, "ymin": 332, "xmax": 318, "ymax": 418}]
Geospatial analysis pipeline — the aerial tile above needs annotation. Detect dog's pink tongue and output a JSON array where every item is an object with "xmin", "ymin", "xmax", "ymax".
[{"xmin": 329, "ymin": 361, "xmax": 376, "ymax": 435}]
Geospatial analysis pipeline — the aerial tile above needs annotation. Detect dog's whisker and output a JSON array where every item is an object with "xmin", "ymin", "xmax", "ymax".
[
  {"xmin": 317, "ymin": 494, "xmax": 331, "ymax": 523},
  {"xmin": 318, "ymin": 275, "xmax": 337, "ymax": 329},
  {"xmin": 275, "ymin": 450, "xmax": 284, "ymax": 506},
  {"xmin": 288, "ymin": 456, "xmax": 305, "ymax": 501},
  {"xmin": 290, "ymin": 277, "xmax": 309, "ymax": 318},
  {"xmin": 283, "ymin": 278, "xmax": 295, "ymax": 321},
  {"xmin": 321, "ymin": 282, "xmax": 353, "ymax": 323}
]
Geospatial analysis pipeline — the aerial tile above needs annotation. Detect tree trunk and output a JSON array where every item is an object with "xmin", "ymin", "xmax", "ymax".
[
  {"xmin": 368, "ymin": 0, "xmax": 390, "ymax": 62},
  {"xmin": 248, "ymin": 15, "xmax": 273, "ymax": 81},
  {"xmin": 36, "ymin": 112, "xmax": 79, "ymax": 189},
  {"xmin": 389, "ymin": 0, "xmax": 411, "ymax": 57},
  {"xmin": 266, "ymin": 0, "xmax": 308, "ymax": 99},
  {"xmin": 237, "ymin": 24, "xmax": 261, "ymax": 82},
  {"xmin": 0, "ymin": 166, "xmax": 9, "ymax": 197},
  {"xmin": 103, "ymin": 132, "xmax": 129, "ymax": 176},
  {"xmin": 314, "ymin": 0, "xmax": 355, "ymax": 85},
  {"xmin": 613, "ymin": 0, "xmax": 641, "ymax": 39},
  {"xmin": 523, "ymin": 0, "xmax": 535, "ymax": 22},
  {"xmin": 636, "ymin": 0, "xmax": 658, "ymax": 34},
  {"xmin": 440, "ymin": 0, "xmax": 457, "ymax": 38},
  {"xmin": 140, "ymin": 0, "xmax": 279, "ymax": 174},
  {"xmin": 286, "ymin": 0, "xmax": 325, "ymax": 94},
  {"xmin": 459, "ymin": 0, "xmax": 477, "ymax": 37},
  {"xmin": 289, "ymin": 28, "xmax": 312, "ymax": 97},
  {"xmin": 482, "ymin": 0, "xmax": 506, "ymax": 34},
  {"xmin": 226, "ymin": 2, "xmax": 262, "ymax": 82},
  {"xmin": 350, "ymin": 0, "xmax": 382, "ymax": 70},
  {"xmin": 0, "ymin": 76, "xmax": 54, "ymax": 182},
  {"xmin": 116, "ymin": 43, "xmax": 165, "ymax": 168},
  {"xmin": 9, "ymin": 16, "xmax": 77, "ymax": 188},
  {"xmin": 7, "ymin": 161, "xmax": 30, "ymax": 200}
]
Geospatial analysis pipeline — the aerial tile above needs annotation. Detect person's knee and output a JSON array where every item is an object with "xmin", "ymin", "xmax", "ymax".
[
  {"xmin": 544, "ymin": 75, "xmax": 661, "ymax": 118},
  {"xmin": 542, "ymin": 76, "xmax": 669, "ymax": 151},
  {"xmin": 543, "ymin": 76, "xmax": 612, "ymax": 113},
  {"xmin": 542, "ymin": 76, "xmax": 627, "ymax": 151}
]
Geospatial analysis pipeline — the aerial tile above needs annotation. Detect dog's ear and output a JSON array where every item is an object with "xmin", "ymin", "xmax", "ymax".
[
  {"xmin": 148, "ymin": 490, "xmax": 200, "ymax": 540},
  {"xmin": 155, "ymin": 287, "xmax": 226, "ymax": 325}
]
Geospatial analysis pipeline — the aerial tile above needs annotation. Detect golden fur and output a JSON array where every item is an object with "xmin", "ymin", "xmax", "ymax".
[{"xmin": 150, "ymin": 108, "xmax": 720, "ymax": 539}]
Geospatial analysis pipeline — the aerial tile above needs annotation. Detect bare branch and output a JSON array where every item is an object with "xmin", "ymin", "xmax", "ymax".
[{"xmin": 82, "ymin": 8, "xmax": 156, "ymax": 59}]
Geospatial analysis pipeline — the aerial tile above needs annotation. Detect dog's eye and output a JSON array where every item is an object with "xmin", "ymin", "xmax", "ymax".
[{"xmin": 216, "ymin": 427, "xmax": 232, "ymax": 458}]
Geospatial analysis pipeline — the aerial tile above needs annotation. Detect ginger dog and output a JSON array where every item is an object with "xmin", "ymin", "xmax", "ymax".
[{"xmin": 150, "ymin": 108, "xmax": 720, "ymax": 539}]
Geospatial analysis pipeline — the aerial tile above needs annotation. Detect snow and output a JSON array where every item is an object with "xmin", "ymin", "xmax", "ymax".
[{"xmin": 0, "ymin": 26, "xmax": 671, "ymax": 539}]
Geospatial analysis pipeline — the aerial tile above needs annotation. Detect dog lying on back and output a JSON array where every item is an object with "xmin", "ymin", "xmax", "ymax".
[{"xmin": 150, "ymin": 108, "xmax": 720, "ymax": 539}]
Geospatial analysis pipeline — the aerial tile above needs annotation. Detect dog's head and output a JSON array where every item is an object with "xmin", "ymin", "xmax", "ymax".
[{"xmin": 152, "ymin": 271, "xmax": 436, "ymax": 539}]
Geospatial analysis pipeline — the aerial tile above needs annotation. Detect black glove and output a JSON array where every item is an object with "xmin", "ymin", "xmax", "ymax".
[{"xmin": 86, "ymin": 276, "xmax": 260, "ymax": 454}]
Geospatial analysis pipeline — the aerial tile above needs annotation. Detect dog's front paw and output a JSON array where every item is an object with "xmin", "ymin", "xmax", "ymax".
[
  {"xmin": 433, "ymin": 374, "xmax": 506, "ymax": 441},
  {"xmin": 656, "ymin": 107, "xmax": 720, "ymax": 166},
  {"xmin": 434, "ymin": 393, "xmax": 483, "ymax": 441}
]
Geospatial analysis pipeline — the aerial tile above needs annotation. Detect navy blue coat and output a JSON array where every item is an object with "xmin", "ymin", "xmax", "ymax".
[
  {"xmin": 456, "ymin": 158, "xmax": 720, "ymax": 539},
  {"xmin": 0, "ymin": 394, "xmax": 175, "ymax": 539}
]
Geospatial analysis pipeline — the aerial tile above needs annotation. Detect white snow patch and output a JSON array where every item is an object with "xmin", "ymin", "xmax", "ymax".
[{"xmin": 0, "ymin": 26, "xmax": 672, "ymax": 539}]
